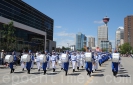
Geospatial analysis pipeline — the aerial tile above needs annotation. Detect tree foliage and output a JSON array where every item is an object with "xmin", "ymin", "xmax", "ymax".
[
  {"xmin": 119, "ymin": 43, "xmax": 132, "ymax": 54},
  {"xmin": 1, "ymin": 21, "xmax": 16, "ymax": 51}
]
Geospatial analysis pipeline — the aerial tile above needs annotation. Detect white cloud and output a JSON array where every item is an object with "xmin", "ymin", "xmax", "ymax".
[
  {"xmin": 57, "ymin": 39, "xmax": 75, "ymax": 48},
  {"xmin": 55, "ymin": 26, "xmax": 62, "ymax": 28},
  {"xmin": 56, "ymin": 31, "xmax": 75, "ymax": 38},
  {"xmin": 94, "ymin": 20, "xmax": 103, "ymax": 24}
]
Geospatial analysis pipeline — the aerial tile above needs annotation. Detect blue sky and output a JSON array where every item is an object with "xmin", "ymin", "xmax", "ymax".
[{"xmin": 23, "ymin": 0, "xmax": 133, "ymax": 48}]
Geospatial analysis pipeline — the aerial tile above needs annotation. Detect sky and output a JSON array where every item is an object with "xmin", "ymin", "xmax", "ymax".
[{"xmin": 23, "ymin": 0, "xmax": 133, "ymax": 48}]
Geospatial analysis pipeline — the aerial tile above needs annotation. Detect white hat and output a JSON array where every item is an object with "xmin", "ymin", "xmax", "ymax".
[{"xmin": 1, "ymin": 50, "xmax": 4, "ymax": 51}]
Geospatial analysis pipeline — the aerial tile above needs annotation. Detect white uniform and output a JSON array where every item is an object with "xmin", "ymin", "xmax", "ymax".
[
  {"xmin": 36, "ymin": 55, "xmax": 41, "ymax": 70},
  {"xmin": 21, "ymin": 54, "xmax": 26, "ymax": 69},
  {"xmin": 71, "ymin": 55, "xmax": 77, "ymax": 69},
  {"xmin": 51, "ymin": 55, "xmax": 57, "ymax": 69},
  {"xmin": 94, "ymin": 55, "xmax": 99, "ymax": 70},
  {"xmin": 59, "ymin": 54, "xmax": 64, "ymax": 69},
  {"xmin": 80, "ymin": 54, "xmax": 85, "ymax": 67},
  {"xmin": 76, "ymin": 54, "xmax": 81, "ymax": 67}
]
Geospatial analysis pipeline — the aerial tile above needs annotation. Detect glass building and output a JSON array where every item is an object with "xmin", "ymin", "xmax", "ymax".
[
  {"xmin": 75, "ymin": 32, "xmax": 87, "ymax": 50},
  {"xmin": 0, "ymin": 0, "xmax": 56, "ymax": 52}
]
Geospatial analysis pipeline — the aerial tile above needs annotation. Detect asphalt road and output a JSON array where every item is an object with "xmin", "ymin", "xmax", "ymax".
[{"xmin": 0, "ymin": 57, "xmax": 132, "ymax": 85}]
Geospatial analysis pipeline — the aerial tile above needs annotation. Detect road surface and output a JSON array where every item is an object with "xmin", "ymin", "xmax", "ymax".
[{"xmin": 0, "ymin": 57, "xmax": 132, "ymax": 85}]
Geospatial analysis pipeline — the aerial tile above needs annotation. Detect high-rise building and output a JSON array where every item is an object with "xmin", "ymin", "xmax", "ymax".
[
  {"xmin": 124, "ymin": 15, "xmax": 133, "ymax": 47},
  {"xmin": 115, "ymin": 27, "xmax": 124, "ymax": 50},
  {"xmin": 97, "ymin": 25, "xmax": 108, "ymax": 48},
  {"xmin": 75, "ymin": 32, "xmax": 87, "ymax": 50},
  {"xmin": 0, "ymin": 0, "xmax": 56, "ymax": 52},
  {"xmin": 88, "ymin": 37, "xmax": 95, "ymax": 48}
]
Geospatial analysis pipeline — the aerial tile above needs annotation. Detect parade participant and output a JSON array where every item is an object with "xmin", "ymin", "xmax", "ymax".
[
  {"xmin": 26, "ymin": 50, "xmax": 32, "ymax": 74},
  {"xmin": 94, "ymin": 53, "xmax": 99, "ymax": 71},
  {"xmin": 60, "ymin": 51, "xmax": 71, "ymax": 76},
  {"xmin": 59, "ymin": 52, "xmax": 64, "ymax": 70},
  {"xmin": 71, "ymin": 52, "xmax": 77, "ymax": 72},
  {"xmin": 98, "ymin": 53, "xmax": 102, "ymax": 66},
  {"xmin": 85, "ymin": 51, "xmax": 93, "ymax": 76},
  {"xmin": 76, "ymin": 52, "xmax": 81, "ymax": 70},
  {"xmin": 8, "ymin": 51, "xmax": 16, "ymax": 73},
  {"xmin": 21, "ymin": 50, "xmax": 26, "ymax": 71},
  {"xmin": 1, "ymin": 50, "xmax": 5, "ymax": 65},
  {"xmin": 30, "ymin": 51, "xmax": 34, "ymax": 69},
  {"xmin": 80, "ymin": 52, "xmax": 85, "ymax": 68},
  {"xmin": 36, "ymin": 52, "xmax": 41, "ymax": 71},
  {"xmin": 41, "ymin": 51, "xmax": 49, "ymax": 75},
  {"xmin": 51, "ymin": 52, "xmax": 57, "ymax": 72},
  {"xmin": 45, "ymin": 51, "xmax": 51, "ymax": 69},
  {"xmin": 112, "ymin": 51, "xmax": 120, "ymax": 77}
]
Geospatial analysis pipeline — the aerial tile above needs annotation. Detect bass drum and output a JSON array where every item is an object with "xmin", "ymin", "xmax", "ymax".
[
  {"xmin": 5, "ymin": 55, "xmax": 13, "ymax": 63},
  {"xmin": 21, "ymin": 54, "xmax": 31, "ymax": 62},
  {"xmin": 39, "ymin": 54, "xmax": 47, "ymax": 63},
  {"xmin": 85, "ymin": 52, "xmax": 92, "ymax": 62}
]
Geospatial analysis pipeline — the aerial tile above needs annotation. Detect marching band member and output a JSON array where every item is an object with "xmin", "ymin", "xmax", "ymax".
[
  {"xmin": 112, "ymin": 51, "xmax": 120, "ymax": 77},
  {"xmin": 45, "ymin": 51, "xmax": 51, "ymax": 69},
  {"xmin": 71, "ymin": 52, "xmax": 77, "ymax": 72},
  {"xmin": 94, "ymin": 53, "xmax": 99, "ymax": 71},
  {"xmin": 9, "ymin": 51, "xmax": 17, "ymax": 73},
  {"xmin": 41, "ymin": 51, "xmax": 49, "ymax": 75},
  {"xmin": 30, "ymin": 51, "xmax": 34, "ymax": 69},
  {"xmin": 26, "ymin": 50, "xmax": 32, "ymax": 74},
  {"xmin": 36, "ymin": 52, "xmax": 41, "ymax": 71},
  {"xmin": 60, "ymin": 51, "xmax": 70, "ymax": 76},
  {"xmin": 76, "ymin": 52, "xmax": 81, "ymax": 70},
  {"xmin": 51, "ymin": 52, "xmax": 57, "ymax": 72},
  {"xmin": 98, "ymin": 53, "xmax": 102, "ymax": 66},
  {"xmin": 85, "ymin": 52, "xmax": 93, "ymax": 76},
  {"xmin": 80, "ymin": 52, "xmax": 85, "ymax": 68},
  {"xmin": 21, "ymin": 51, "xmax": 26, "ymax": 71}
]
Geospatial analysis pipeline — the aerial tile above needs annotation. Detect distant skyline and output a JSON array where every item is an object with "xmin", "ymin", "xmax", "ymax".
[{"xmin": 23, "ymin": 0, "xmax": 133, "ymax": 48}]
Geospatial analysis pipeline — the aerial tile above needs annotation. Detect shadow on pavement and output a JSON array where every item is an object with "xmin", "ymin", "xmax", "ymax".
[
  {"xmin": 91, "ymin": 74, "xmax": 104, "ymax": 77},
  {"xmin": 30, "ymin": 72, "xmax": 43, "ymax": 74},
  {"xmin": 117, "ymin": 74, "xmax": 130, "ymax": 77},
  {"xmin": 47, "ymin": 72, "xmax": 58, "ymax": 75},
  {"xmin": 68, "ymin": 73, "xmax": 80, "ymax": 76},
  {"xmin": 14, "ymin": 72, "xmax": 25, "ymax": 74}
]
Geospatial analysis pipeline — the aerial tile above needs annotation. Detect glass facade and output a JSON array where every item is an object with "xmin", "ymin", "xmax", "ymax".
[
  {"xmin": 76, "ymin": 33, "xmax": 87, "ymax": 50},
  {"xmin": 0, "ymin": 0, "xmax": 54, "ymax": 52},
  {"xmin": 0, "ymin": 0, "xmax": 53, "ymax": 40}
]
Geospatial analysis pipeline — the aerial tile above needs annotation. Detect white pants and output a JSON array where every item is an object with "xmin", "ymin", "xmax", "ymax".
[
  {"xmin": 52, "ymin": 61, "xmax": 56, "ymax": 69},
  {"xmin": 21, "ymin": 62, "xmax": 26, "ymax": 68},
  {"xmin": 72, "ymin": 61, "xmax": 76, "ymax": 69},
  {"xmin": 92, "ymin": 61, "xmax": 95, "ymax": 71},
  {"xmin": 31, "ymin": 60, "xmax": 34, "ymax": 68},
  {"xmin": 77, "ymin": 61, "xmax": 80, "ymax": 67},
  {"xmin": 37, "ymin": 62, "xmax": 41, "ymax": 70},
  {"xmin": 80, "ymin": 60, "xmax": 84, "ymax": 67},
  {"xmin": 47, "ymin": 61, "xmax": 50, "ymax": 69}
]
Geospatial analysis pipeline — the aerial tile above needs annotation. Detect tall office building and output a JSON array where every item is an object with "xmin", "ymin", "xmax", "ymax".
[
  {"xmin": 124, "ymin": 15, "xmax": 133, "ymax": 47},
  {"xmin": 115, "ymin": 27, "xmax": 124, "ymax": 50},
  {"xmin": 0, "ymin": 0, "xmax": 56, "ymax": 52},
  {"xmin": 97, "ymin": 25, "xmax": 108, "ymax": 48},
  {"xmin": 75, "ymin": 32, "xmax": 87, "ymax": 50},
  {"xmin": 88, "ymin": 37, "xmax": 95, "ymax": 48}
]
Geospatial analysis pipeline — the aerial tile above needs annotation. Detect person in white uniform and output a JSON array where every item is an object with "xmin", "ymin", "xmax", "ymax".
[
  {"xmin": 94, "ymin": 53, "xmax": 99, "ymax": 71},
  {"xmin": 80, "ymin": 52, "xmax": 85, "ymax": 68},
  {"xmin": 76, "ymin": 52, "xmax": 81, "ymax": 70},
  {"xmin": 36, "ymin": 52, "xmax": 41, "ymax": 72},
  {"xmin": 71, "ymin": 52, "xmax": 77, "ymax": 72},
  {"xmin": 21, "ymin": 51, "xmax": 26, "ymax": 71},
  {"xmin": 51, "ymin": 52, "xmax": 57, "ymax": 72},
  {"xmin": 46, "ymin": 52, "xmax": 51, "ymax": 69}
]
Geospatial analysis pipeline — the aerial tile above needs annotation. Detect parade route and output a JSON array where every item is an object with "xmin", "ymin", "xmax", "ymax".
[{"xmin": 0, "ymin": 57, "xmax": 133, "ymax": 85}]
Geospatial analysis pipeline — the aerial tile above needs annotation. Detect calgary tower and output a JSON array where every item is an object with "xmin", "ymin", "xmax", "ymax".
[{"xmin": 103, "ymin": 16, "xmax": 110, "ymax": 26}]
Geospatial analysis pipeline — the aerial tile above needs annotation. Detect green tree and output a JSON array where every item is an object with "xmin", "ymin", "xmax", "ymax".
[
  {"xmin": 119, "ymin": 43, "xmax": 132, "ymax": 54},
  {"xmin": 1, "ymin": 21, "xmax": 16, "ymax": 51}
]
